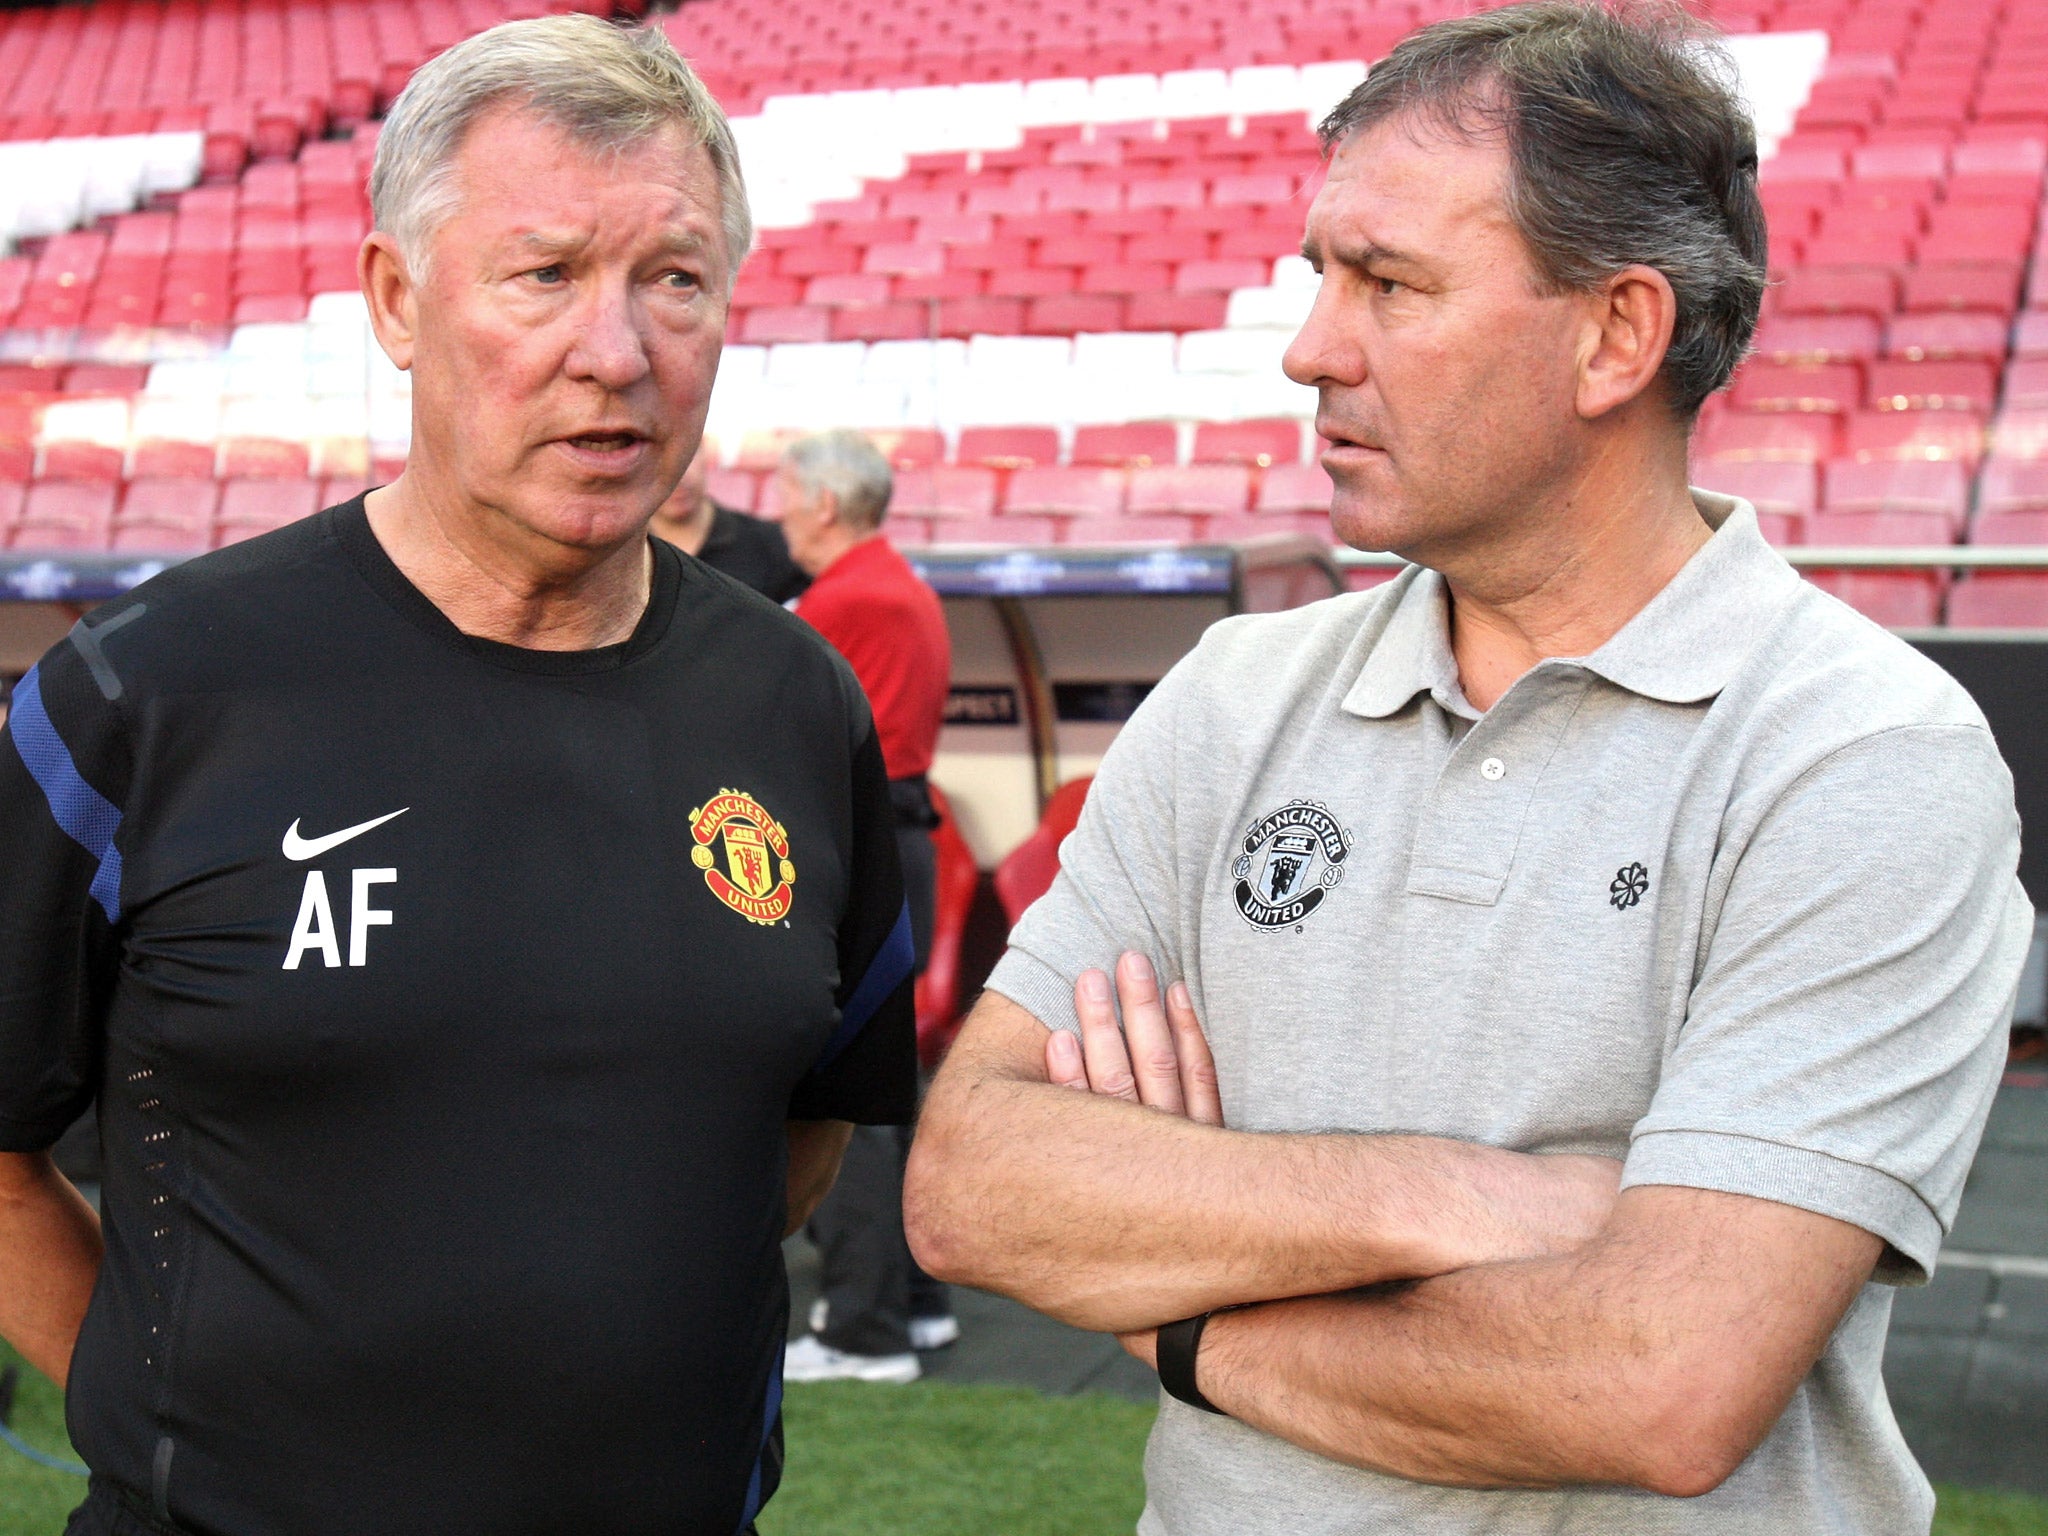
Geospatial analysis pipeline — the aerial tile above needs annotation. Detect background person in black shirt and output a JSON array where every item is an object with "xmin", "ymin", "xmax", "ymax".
[
  {"xmin": 653, "ymin": 444, "xmax": 809, "ymax": 603},
  {"xmin": 0, "ymin": 17, "xmax": 914, "ymax": 1536}
]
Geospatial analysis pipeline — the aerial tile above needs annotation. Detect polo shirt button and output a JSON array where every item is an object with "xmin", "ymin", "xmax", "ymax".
[{"xmin": 1480, "ymin": 757, "xmax": 1506, "ymax": 781}]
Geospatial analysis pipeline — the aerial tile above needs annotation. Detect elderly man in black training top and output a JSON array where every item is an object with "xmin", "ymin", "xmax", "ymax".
[
  {"xmin": 0, "ymin": 17, "xmax": 914, "ymax": 1536},
  {"xmin": 909, "ymin": 6, "xmax": 2031, "ymax": 1536}
]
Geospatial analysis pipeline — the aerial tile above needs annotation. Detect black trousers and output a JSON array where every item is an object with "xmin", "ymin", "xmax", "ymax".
[{"xmin": 805, "ymin": 815, "xmax": 949, "ymax": 1356}]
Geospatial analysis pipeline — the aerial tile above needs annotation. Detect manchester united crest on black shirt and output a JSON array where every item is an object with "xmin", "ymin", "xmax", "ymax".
[{"xmin": 1232, "ymin": 799, "xmax": 1352, "ymax": 930}]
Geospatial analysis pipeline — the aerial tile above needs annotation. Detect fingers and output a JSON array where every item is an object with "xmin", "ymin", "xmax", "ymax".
[
  {"xmin": 1115, "ymin": 952, "xmax": 1187, "ymax": 1116},
  {"xmin": 1167, "ymin": 981, "xmax": 1224, "ymax": 1127},
  {"xmin": 1074, "ymin": 968, "xmax": 1139, "ymax": 1103},
  {"xmin": 1045, "ymin": 1026, "xmax": 1089, "ymax": 1090}
]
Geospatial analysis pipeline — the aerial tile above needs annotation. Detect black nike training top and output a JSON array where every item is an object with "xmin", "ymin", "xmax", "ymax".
[{"xmin": 0, "ymin": 497, "xmax": 917, "ymax": 1536}]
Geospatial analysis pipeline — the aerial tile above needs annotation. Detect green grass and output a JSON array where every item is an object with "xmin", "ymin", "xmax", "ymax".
[{"xmin": 0, "ymin": 1340, "xmax": 2044, "ymax": 1535}]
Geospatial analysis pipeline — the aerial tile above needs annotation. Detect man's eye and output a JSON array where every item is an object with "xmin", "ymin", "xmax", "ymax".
[
  {"xmin": 661, "ymin": 269, "xmax": 702, "ymax": 290},
  {"xmin": 1373, "ymin": 276, "xmax": 1403, "ymax": 296},
  {"xmin": 528, "ymin": 265, "xmax": 565, "ymax": 285}
]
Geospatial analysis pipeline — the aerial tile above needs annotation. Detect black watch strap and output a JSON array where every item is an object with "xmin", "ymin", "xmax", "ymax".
[{"xmin": 1156, "ymin": 1312, "xmax": 1224, "ymax": 1415}]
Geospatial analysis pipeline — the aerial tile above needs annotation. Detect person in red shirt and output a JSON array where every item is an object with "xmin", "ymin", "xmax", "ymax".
[{"xmin": 775, "ymin": 431, "xmax": 957, "ymax": 1383}]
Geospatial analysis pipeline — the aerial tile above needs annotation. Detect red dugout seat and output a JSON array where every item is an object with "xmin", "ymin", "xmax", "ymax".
[
  {"xmin": 13, "ymin": 481, "xmax": 116, "ymax": 550},
  {"xmin": 1072, "ymin": 422, "xmax": 1177, "ymax": 468},
  {"xmin": 1944, "ymin": 576, "xmax": 2048, "ymax": 628},
  {"xmin": 993, "ymin": 777, "xmax": 1093, "ymax": 928},
  {"xmin": 1063, "ymin": 513, "xmax": 1200, "ymax": 543},
  {"xmin": 1128, "ymin": 464, "xmax": 1252, "ymax": 516},
  {"xmin": 893, "ymin": 467, "xmax": 1001, "ymax": 519},
  {"xmin": 957, "ymin": 426, "xmax": 1060, "ymax": 469},
  {"xmin": 913, "ymin": 784, "xmax": 981, "ymax": 1070}
]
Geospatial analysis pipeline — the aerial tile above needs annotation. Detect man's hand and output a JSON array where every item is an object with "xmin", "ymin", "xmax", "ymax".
[{"xmin": 1045, "ymin": 952, "xmax": 1222, "ymax": 1126}]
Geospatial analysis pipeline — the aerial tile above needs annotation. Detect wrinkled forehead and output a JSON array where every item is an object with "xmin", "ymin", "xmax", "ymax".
[
  {"xmin": 1306, "ymin": 106, "xmax": 1515, "ymax": 257},
  {"xmin": 443, "ymin": 102, "xmax": 722, "ymax": 239}
]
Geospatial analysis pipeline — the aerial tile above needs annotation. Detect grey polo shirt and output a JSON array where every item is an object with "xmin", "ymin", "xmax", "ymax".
[{"xmin": 987, "ymin": 495, "xmax": 2033, "ymax": 1536}]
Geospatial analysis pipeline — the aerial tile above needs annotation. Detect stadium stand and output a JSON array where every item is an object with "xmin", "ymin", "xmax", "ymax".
[{"xmin": 0, "ymin": 0, "xmax": 2044, "ymax": 623}]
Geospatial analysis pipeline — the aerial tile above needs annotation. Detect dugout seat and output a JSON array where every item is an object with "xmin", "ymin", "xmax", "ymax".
[
  {"xmin": 914, "ymin": 785, "xmax": 983, "ymax": 1071},
  {"xmin": 994, "ymin": 776, "xmax": 1095, "ymax": 928}
]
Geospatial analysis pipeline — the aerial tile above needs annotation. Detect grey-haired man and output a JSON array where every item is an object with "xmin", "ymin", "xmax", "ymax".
[
  {"xmin": 907, "ymin": 6, "xmax": 2031, "ymax": 1535},
  {"xmin": 0, "ymin": 18, "xmax": 914, "ymax": 1535}
]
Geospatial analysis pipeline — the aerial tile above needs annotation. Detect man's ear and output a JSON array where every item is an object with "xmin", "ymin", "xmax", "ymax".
[
  {"xmin": 817, "ymin": 488, "xmax": 844, "ymax": 529},
  {"xmin": 361, "ymin": 232, "xmax": 420, "ymax": 372},
  {"xmin": 1575, "ymin": 264, "xmax": 1678, "ymax": 421}
]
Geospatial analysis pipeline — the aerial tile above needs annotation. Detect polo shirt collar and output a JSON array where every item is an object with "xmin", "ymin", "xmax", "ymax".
[{"xmin": 1340, "ymin": 493, "xmax": 1802, "ymax": 720}]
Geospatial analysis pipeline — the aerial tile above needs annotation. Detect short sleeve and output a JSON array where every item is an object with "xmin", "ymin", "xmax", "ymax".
[
  {"xmin": 985, "ymin": 655, "xmax": 1192, "ymax": 1036},
  {"xmin": 0, "ymin": 631, "xmax": 132, "ymax": 1151},
  {"xmin": 787, "ymin": 709, "xmax": 918, "ymax": 1124},
  {"xmin": 1622, "ymin": 724, "xmax": 2034, "ymax": 1284}
]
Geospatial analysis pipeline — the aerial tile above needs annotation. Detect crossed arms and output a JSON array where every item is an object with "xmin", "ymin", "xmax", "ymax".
[{"xmin": 903, "ymin": 958, "xmax": 1883, "ymax": 1497}]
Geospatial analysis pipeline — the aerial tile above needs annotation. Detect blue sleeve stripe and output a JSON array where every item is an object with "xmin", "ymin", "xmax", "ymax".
[
  {"xmin": 7, "ymin": 664, "xmax": 125, "ymax": 923},
  {"xmin": 814, "ymin": 900, "xmax": 915, "ymax": 1072}
]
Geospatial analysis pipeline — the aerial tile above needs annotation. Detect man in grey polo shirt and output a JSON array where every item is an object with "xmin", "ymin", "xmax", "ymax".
[{"xmin": 905, "ymin": 5, "xmax": 2032, "ymax": 1535}]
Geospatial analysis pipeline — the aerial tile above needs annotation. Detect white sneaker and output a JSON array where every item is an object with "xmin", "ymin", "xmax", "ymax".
[
  {"xmin": 909, "ymin": 1314, "xmax": 961, "ymax": 1351},
  {"xmin": 783, "ymin": 1333, "xmax": 921, "ymax": 1384}
]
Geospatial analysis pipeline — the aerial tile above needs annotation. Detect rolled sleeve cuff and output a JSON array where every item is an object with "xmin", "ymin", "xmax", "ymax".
[
  {"xmin": 985, "ymin": 946, "xmax": 1084, "ymax": 1038},
  {"xmin": 1623, "ymin": 1129, "xmax": 1943, "ymax": 1286}
]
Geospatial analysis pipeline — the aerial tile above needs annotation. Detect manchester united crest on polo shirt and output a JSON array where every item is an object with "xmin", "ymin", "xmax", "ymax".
[
  {"xmin": 689, "ymin": 789, "xmax": 795, "ymax": 925},
  {"xmin": 1232, "ymin": 799, "xmax": 1352, "ymax": 930}
]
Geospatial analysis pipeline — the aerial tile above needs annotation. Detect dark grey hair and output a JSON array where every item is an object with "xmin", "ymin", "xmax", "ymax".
[
  {"xmin": 371, "ymin": 14, "xmax": 751, "ymax": 285},
  {"xmin": 1319, "ymin": 0, "xmax": 1765, "ymax": 417},
  {"xmin": 782, "ymin": 431, "xmax": 895, "ymax": 531}
]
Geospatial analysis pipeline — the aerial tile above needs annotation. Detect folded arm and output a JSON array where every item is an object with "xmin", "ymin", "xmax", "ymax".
[
  {"xmin": 1185, "ymin": 1183, "xmax": 1881, "ymax": 1496},
  {"xmin": 904, "ymin": 956, "xmax": 1618, "ymax": 1333},
  {"xmin": 784, "ymin": 1119, "xmax": 854, "ymax": 1237}
]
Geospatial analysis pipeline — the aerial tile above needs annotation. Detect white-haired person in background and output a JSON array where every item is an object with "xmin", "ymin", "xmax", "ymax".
[{"xmin": 0, "ymin": 17, "xmax": 916, "ymax": 1536}]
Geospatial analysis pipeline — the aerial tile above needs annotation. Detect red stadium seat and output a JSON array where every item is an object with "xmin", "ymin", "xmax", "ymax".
[
  {"xmin": 830, "ymin": 302, "xmax": 929, "ymax": 342},
  {"xmin": 1694, "ymin": 412, "xmax": 1840, "ymax": 463},
  {"xmin": 1884, "ymin": 312, "xmax": 2010, "ymax": 362},
  {"xmin": 1751, "ymin": 315, "xmax": 1884, "ymax": 365},
  {"xmin": 1024, "ymin": 295, "xmax": 1125, "ymax": 334},
  {"xmin": 2005, "ymin": 361, "xmax": 2048, "ymax": 412},
  {"xmin": 1072, "ymin": 422, "xmax": 1178, "ymax": 468},
  {"xmin": 215, "ymin": 478, "xmax": 320, "ymax": 545},
  {"xmin": 1978, "ymin": 460, "xmax": 2048, "ymax": 517},
  {"xmin": 1804, "ymin": 571, "xmax": 1946, "ymax": 627},
  {"xmin": 1990, "ymin": 410, "xmax": 2048, "ymax": 462},
  {"xmin": 1729, "ymin": 362, "xmax": 1860, "ymax": 414},
  {"xmin": 1946, "ymin": 575, "xmax": 2048, "ymax": 628},
  {"xmin": 13, "ymin": 481, "xmax": 116, "ymax": 551},
  {"xmin": 1694, "ymin": 457, "xmax": 1818, "ymax": 517},
  {"xmin": 1899, "ymin": 263, "xmax": 2022, "ymax": 317},
  {"xmin": 1865, "ymin": 360, "xmax": 1998, "ymax": 414},
  {"xmin": 1769, "ymin": 268, "xmax": 1892, "ymax": 319},
  {"xmin": 1128, "ymin": 464, "xmax": 1252, "ymax": 515},
  {"xmin": 113, "ymin": 479, "xmax": 219, "ymax": 551},
  {"xmin": 1822, "ymin": 459, "xmax": 1970, "ymax": 525},
  {"xmin": 892, "ymin": 467, "xmax": 1000, "ymax": 519},
  {"xmin": 40, "ymin": 443, "xmax": 125, "ymax": 482},
  {"xmin": 1806, "ymin": 511, "xmax": 1957, "ymax": 546},
  {"xmin": 1062, "ymin": 514, "xmax": 1201, "ymax": 544},
  {"xmin": 934, "ymin": 297, "xmax": 1026, "ymax": 337},
  {"xmin": 1256, "ymin": 462, "xmax": 1335, "ymax": 515},
  {"xmin": 737, "ymin": 306, "xmax": 833, "ymax": 345},
  {"xmin": 1972, "ymin": 511, "xmax": 2048, "ymax": 545},
  {"xmin": 0, "ymin": 480, "xmax": 22, "ymax": 537},
  {"xmin": 1192, "ymin": 419, "xmax": 1302, "ymax": 466},
  {"xmin": 1003, "ymin": 466, "xmax": 1127, "ymax": 517},
  {"xmin": 956, "ymin": 427, "xmax": 1060, "ymax": 469},
  {"xmin": 869, "ymin": 428, "xmax": 945, "ymax": 470},
  {"xmin": 1125, "ymin": 292, "xmax": 1231, "ymax": 332},
  {"xmin": 1843, "ymin": 411, "xmax": 1987, "ymax": 465},
  {"xmin": 926, "ymin": 515, "xmax": 1057, "ymax": 544}
]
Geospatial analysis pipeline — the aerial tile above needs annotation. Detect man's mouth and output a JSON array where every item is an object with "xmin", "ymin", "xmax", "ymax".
[{"xmin": 564, "ymin": 430, "xmax": 646, "ymax": 452}]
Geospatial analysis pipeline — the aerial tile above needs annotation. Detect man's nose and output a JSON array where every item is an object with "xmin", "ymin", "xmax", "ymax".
[
  {"xmin": 565, "ymin": 281, "xmax": 653, "ymax": 391},
  {"xmin": 1282, "ymin": 279, "xmax": 1363, "ymax": 391}
]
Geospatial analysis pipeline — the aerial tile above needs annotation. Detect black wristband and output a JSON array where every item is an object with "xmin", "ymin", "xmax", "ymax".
[{"xmin": 1156, "ymin": 1312, "xmax": 1224, "ymax": 1415}]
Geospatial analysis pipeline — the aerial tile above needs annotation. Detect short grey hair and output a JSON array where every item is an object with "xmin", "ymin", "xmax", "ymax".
[
  {"xmin": 370, "ymin": 14, "xmax": 751, "ymax": 284},
  {"xmin": 1319, "ymin": 0, "xmax": 1765, "ymax": 418},
  {"xmin": 782, "ymin": 431, "xmax": 895, "ymax": 532}
]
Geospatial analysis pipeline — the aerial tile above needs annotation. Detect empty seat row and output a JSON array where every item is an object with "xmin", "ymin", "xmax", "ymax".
[{"xmin": 0, "ymin": 476, "xmax": 363, "ymax": 553}]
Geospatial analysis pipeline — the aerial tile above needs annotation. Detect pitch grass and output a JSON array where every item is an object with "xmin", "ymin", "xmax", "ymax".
[{"xmin": 0, "ymin": 1344, "xmax": 2044, "ymax": 1535}]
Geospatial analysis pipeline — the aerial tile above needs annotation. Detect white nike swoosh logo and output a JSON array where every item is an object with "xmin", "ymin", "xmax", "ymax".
[{"xmin": 282, "ymin": 808, "xmax": 409, "ymax": 861}]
